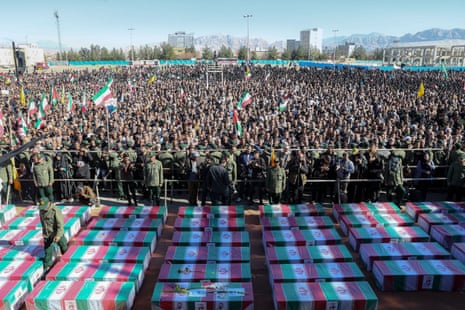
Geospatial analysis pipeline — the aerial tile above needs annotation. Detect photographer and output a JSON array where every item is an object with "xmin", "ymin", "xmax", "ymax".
[
  {"xmin": 287, "ymin": 150, "xmax": 309, "ymax": 203},
  {"xmin": 249, "ymin": 150, "xmax": 267, "ymax": 204},
  {"xmin": 336, "ymin": 152, "xmax": 355, "ymax": 203}
]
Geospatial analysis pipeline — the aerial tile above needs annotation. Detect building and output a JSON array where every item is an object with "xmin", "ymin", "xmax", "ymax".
[
  {"xmin": 168, "ymin": 31, "xmax": 194, "ymax": 49},
  {"xmin": 286, "ymin": 39, "xmax": 300, "ymax": 53},
  {"xmin": 0, "ymin": 43, "xmax": 45, "ymax": 70},
  {"xmin": 384, "ymin": 40, "xmax": 465, "ymax": 66},
  {"xmin": 338, "ymin": 42, "xmax": 356, "ymax": 58},
  {"xmin": 300, "ymin": 28, "xmax": 323, "ymax": 53}
]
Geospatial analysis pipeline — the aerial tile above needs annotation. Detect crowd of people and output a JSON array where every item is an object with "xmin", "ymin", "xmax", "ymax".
[{"xmin": 0, "ymin": 63, "xmax": 464, "ymax": 206}]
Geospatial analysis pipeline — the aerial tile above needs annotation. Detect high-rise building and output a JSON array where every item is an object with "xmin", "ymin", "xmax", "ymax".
[
  {"xmin": 168, "ymin": 31, "xmax": 194, "ymax": 49},
  {"xmin": 300, "ymin": 28, "xmax": 323, "ymax": 52},
  {"xmin": 286, "ymin": 39, "xmax": 300, "ymax": 53}
]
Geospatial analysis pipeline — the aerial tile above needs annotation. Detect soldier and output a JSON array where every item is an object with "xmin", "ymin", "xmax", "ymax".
[
  {"xmin": 206, "ymin": 154, "xmax": 230, "ymax": 205},
  {"xmin": 32, "ymin": 152, "xmax": 55, "ymax": 202},
  {"xmin": 120, "ymin": 153, "xmax": 138, "ymax": 205},
  {"xmin": 108, "ymin": 149, "xmax": 124, "ymax": 199},
  {"xmin": 185, "ymin": 151, "xmax": 201, "ymax": 206},
  {"xmin": 144, "ymin": 152, "xmax": 164, "ymax": 205},
  {"xmin": 384, "ymin": 150, "xmax": 407, "ymax": 206},
  {"xmin": 38, "ymin": 197, "xmax": 67, "ymax": 271},
  {"xmin": 447, "ymin": 153, "xmax": 465, "ymax": 201},
  {"xmin": 266, "ymin": 157, "xmax": 286, "ymax": 204},
  {"xmin": 224, "ymin": 151, "xmax": 237, "ymax": 204},
  {"xmin": 0, "ymin": 149, "xmax": 13, "ymax": 204}
]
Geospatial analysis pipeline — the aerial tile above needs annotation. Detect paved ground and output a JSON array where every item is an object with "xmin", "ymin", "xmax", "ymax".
[{"xmin": 14, "ymin": 191, "xmax": 465, "ymax": 309}]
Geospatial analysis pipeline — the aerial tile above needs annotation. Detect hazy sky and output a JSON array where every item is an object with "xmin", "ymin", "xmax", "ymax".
[{"xmin": 2, "ymin": 0, "xmax": 464, "ymax": 48}]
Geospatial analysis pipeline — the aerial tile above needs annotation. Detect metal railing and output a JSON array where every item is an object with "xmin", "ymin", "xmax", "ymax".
[{"xmin": 3, "ymin": 174, "xmax": 450, "ymax": 208}]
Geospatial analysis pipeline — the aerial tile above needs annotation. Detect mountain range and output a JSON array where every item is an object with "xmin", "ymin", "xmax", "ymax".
[
  {"xmin": 193, "ymin": 28, "xmax": 465, "ymax": 52},
  {"xmin": 35, "ymin": 28, "xmax": 465, "ymax": 53}
]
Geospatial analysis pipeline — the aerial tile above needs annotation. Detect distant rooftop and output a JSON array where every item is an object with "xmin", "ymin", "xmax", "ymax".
[{"xmin": 391, "ymin": 39, "xmax": 465, "ymax": 48}]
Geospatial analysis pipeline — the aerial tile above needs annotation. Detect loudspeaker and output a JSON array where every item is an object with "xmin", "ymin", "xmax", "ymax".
[{"xmin": 15, "ymin": 50, "xmax": 26, "ymax": 74}]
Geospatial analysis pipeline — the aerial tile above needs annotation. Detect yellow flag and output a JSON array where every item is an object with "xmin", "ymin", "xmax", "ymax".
[
  {"xmin": 11, "ymin": 158, "xmax": 21, "ymax": 191},
  {"xmin": 270, "ymin": 148, "xmax": 276, "ymax": 168},
  {"xmin": 147, "ymin": 74, "xmax": 157, "ymax": 84},
  {"xmin": 20, "ymin": 86, "xmax": 26, "ymax": 106},
  {"xmin": 61, "ymin": 85, "xmax": 65, "ymax": 104},
  {"xmin": 417, "ymin": 81, "xmax": 424, "ymax": 97}
]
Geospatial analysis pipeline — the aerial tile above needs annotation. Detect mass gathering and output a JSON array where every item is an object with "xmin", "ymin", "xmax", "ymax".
[
  {"xmin": 1, "ymin": 64, "xmax": 464, "ymax": 208},
  {"xmin": 1, "ymin": 2, "xmax": 465, "ymax": 309}
]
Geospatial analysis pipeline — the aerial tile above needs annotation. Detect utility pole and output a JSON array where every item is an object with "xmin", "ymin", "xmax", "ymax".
[
  {"xmin": 54, "ymin": 11, "xmax": 64, "ymax": 61},
  {"xmin": 333, "ymin": 29, "xmax": 339, "ymax": 66},
  {"xmin": 128, "ymin": 28, "xmax": 135, "ymax": 63},
  {"xmin": 243, "ymin": 14, "xmax": 252, "ymax": 62}
]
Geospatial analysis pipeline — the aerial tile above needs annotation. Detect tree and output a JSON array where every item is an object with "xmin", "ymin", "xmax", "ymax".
[
  {"xmin": 281, "ymin": 49, "xmax": 291, "ymax": 60},
  {"xmin": 160, "ymin": 43, "xmax": 176, "ymax": 60},
  {"xmin": 202, "ymin": 46, "xmax": 213, "ymax": 60},
  {"xmin": 291, "ymin": 47, "xmax": 307, "ymax": 60},
  {"xmin": 267, "ymin": 47, "xmax": 279, "ymax": 60},
  {"xmin": 352, "ymin": 46, "xmax": 367, "ymax": 60},
  {"xmin": 370, "ymin": 48, "xmax": 384, "ymax": 61},
  {"xmin": 218, "ymin": 45, "xmax": 234, "ymax": 58},
  {"xmin": 237, "ymin": 46, "xmax": 247, "ymax": 60},
  {"xmin": 251, "ymin": 51, "xmax": 258, "ymax": 60}
]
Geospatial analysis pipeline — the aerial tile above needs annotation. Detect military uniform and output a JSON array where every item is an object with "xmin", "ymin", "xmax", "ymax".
[
  {"xmin": 33, "ymin": 154, "xmax": 55, "ymax": 202},
  {"xmin": 108, "ymin": 150, "xmax": 124, "ymax": 198},
  {"xmin": 384, "ymin": 151, "xmax": 407, "ymax": 206},
  {"xmin": 266, "ymin": 161, "xmax": 287, "ymax": 204},
  {"xmin": 0, "ymin": 150, "xmax": 13, "ymax": 203},
  {"xmin": 447, "ymin": 153, "xmax": 465, "ymax": 201},
  {"xmin": 144, "ymin": 153, "xmax": 164, "ymax": 205},
  {"xmin": 38, "ymin": 197, "xmax": 67, "ymax": 270}
]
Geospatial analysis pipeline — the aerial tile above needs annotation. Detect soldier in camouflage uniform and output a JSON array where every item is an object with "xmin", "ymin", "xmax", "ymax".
[
  {"xmin": 266, "ymin": 158, "xmax": 287, "ymax": 204},
  {"xmin": 223, "ymin": 151, "xmax": 237, "ymax": 204},
  {"xmin": 144, "ymin": 152, "xmax": 164, "ymax": 205},
  {"xmin": 447, "ymin": 152, "xmax": 465, "ymax": 201},
  {"xmin": 108, "ymin": 149, "xmax": 124, "ymax": 199},
  {"xmin": 0, "ymin": 149, "xmax": 13, "ymax": 204},
  {"xmin": 38, "ymin": 197, "xmax": 67, "ymax": 271},
  {"xmin": 32, "ymin": 152, "xmax": 55, "ymax": 202}
]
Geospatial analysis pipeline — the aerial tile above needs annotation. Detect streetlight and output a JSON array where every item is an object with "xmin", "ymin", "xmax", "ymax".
[
  {"xmin": 332, "ymin": 29, "xmax": 339, "ymax": 65},
  {"xmin": 243, "ymin": 14, "xmax": 253, "ymax": 61},
  {"xmin": 128, "ymin": 27, "xmax": 135, "ymax": 63}
]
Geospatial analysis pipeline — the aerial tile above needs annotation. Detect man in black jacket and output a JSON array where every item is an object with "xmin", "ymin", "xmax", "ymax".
[{"xmin": 206, "ymin": 154, "xmax": 230, "ymax": 205}]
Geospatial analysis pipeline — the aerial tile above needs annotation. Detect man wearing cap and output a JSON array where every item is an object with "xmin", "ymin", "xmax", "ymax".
[
  {"xmin": 224, "ymin": 151, "xmax": 237, "ymax": 204},
  {"xmin": 446, "ymin": 153, "xmax": 465, "ymax": 201},
  {"xmin": 185, "ymin": 150, "xmax": 201, "ymax": 205},
  {"xmin": 144, "ymin": 152, "xmax": 164, "ymax": 205},
  {"xmin": 32, "ymin": 152, "xmax": 55, "ymax": 202},
  {"xmin": 266, "ymin": 157, "xmax": 286, "ymax": 204},
  {"xmin": 206, "ymin": 154, "xmax": 230, "ymax": 205},
  {"xmin": 120, "ymin": 153, "xmax": 138, "ymax": 205},
  {"xmin": 0, "ymin": 149, "xmax": 13, "ymax": 203},
  {"xmin": 38, "ymin": 197, "xmax": 67, "ymax": 271}
]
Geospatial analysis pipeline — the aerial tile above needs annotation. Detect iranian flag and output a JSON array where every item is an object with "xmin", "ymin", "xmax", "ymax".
[
  {"xmin": 279, "ymin": 93, "xmax": 290, "ymax": 112},
  {"xmin": 245, "ymin": 67, "xmax": 252, "ymax": 81},
  {"xmin": 67, "ymin": 92, "xmax": 75, "ymax": 113},
  {"xmin": 236, "ymin": 91, "xmax": 252, "ymax": 109},
  {"xmin": 179, "ymin": 87, "xmax": 185, "ymax": 100},
  {"xmin": 50, "ymin": 85, "xmax": 59, "ymax": 109},
  {"xmin": 68, "ymin": 74, "xmax": 75, "ymax": 83},
  {"xmin": 40, "ymin": 93, "xmax": 50, "ymax": 112},
  {"xmin": 233, "ymin": 109, "xmax": 242, "ymax": 137},
  {"xmin": 16, "ymin": 113, "xmax": 28, "ymax": 136},
  {"xmin": 264, "ymin": 72, "xmax": 271, "ymax": 82},
  {"xmin": 35, "ymin": 118, "xmax": 46, "ymax": 130},
  {"xmin": 0, "ymin": 111, "xmax": 4, "ymax": 136},
  {"xmin": 92, "ymin": 78, "xmax": 114, "ymax": 107},
  {"xmin": 81, "ymin": 91, "xmax": 87, "ymax": 112},
  {"xmin": 27, "ymin": 99, "xmax": 38, "ymax": 124}
]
